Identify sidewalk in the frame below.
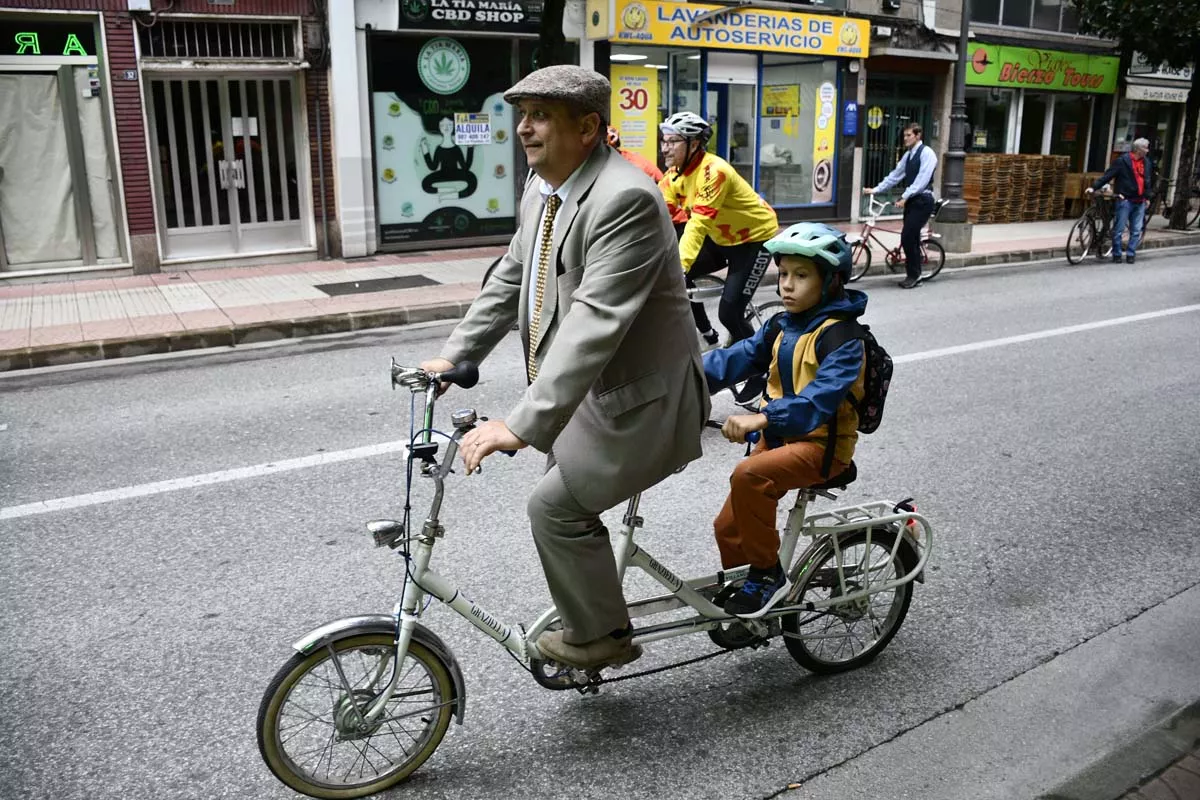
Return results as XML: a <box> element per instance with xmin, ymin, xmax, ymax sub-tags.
<box><xmin>1</xmin><ymin>219</ymin><xmax>1197</xmax><ymax>372</ymax></box>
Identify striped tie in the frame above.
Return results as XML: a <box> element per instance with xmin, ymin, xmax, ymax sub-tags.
<box><xmin>527</xmin><ymin>194</ymin><xmax>561</xmax><ymax>381</ymax></box>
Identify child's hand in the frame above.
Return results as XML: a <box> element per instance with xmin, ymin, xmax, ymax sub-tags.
<box><xmin>721</xmin><ymin>413</ymin><xmax>768</xmax><ymax>443</ymax></box>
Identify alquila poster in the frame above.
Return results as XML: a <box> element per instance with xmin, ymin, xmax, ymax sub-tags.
<box><xmin>371</xmin><ymin>35</ymin><xmax>517</xmax><ymax>245</ymax></box>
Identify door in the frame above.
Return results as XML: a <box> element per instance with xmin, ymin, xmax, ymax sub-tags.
<box><xmin>146</xmin><ymin>75</ymin><xmax>308</xmax><ymax>261</ymax></box>
<box><xmin>862</xmin><ymin>76</ymin><xmax>933</xmax><ymax>207</ymax></box>
<box><xmin>0</xmin><ymin>69</ymin><xmax>121</xmax><ymax>270</ymax></box>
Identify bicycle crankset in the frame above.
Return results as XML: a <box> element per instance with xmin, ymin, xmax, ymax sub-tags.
<box><xmin>707</xmin><ymin>581</ymin><xmax>778</xmax><ymax>650</ymax></box>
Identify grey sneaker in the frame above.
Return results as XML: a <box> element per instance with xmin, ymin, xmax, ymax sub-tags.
<box><xmin>536</xmin><ymin>629</ymin><xmax>642</xmax><ymax>669</ymax></box>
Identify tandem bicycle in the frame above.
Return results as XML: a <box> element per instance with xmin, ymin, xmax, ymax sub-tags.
<box><xmin>256</xmin><ymin>360</ymin><xmax>933</xmax><ymax>798</ymax></box>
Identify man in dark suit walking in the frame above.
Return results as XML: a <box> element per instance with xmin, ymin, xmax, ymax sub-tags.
<box><xmin>1088</xmin><ymin>138</ymin><xmax>1154</xmax><ymax>264</ymax></box>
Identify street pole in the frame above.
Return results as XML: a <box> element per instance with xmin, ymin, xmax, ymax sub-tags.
<box><xmin>938</xmin><ymin>0</ymin><xmax>973</xmax><ymax>250</ymax></box>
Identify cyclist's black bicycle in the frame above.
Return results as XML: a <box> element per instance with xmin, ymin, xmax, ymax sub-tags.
<box><xmin>1065</xmin><ymin>192</ymin><xmax>1116</xmax><ymax>265</ymax></box>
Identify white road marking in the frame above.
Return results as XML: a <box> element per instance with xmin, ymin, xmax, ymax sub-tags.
<box><xmin>891</xmin><ymin>303</ymin><xmax>1200</xmax><ymax>364</ymax></box>
<box><xmin>1</xmin><ymin>441</ymin><xmax>409</xmax><ymax>521</ymax></box>
<box><xmin>4</xmin><ymin>302</ymin><xmax>1199</xmax><ymax>521</ymax></box>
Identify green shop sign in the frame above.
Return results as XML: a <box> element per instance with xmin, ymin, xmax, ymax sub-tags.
<box><xmin>967</xmin><ymin>43</ymin><xmax>1119</xmax><ymax>94</ymax></box>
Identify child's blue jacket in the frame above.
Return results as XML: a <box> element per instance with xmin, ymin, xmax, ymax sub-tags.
<box><xmin>703</xmin><ymin>290</ymin><xmax>868</xmax><ymax>444</ymax></box>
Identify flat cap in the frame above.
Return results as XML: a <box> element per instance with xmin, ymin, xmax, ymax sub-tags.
<box><xmin>504</xmin><ymin>65</ymin><xmax>610</xmax><ymax>121</ymax></box>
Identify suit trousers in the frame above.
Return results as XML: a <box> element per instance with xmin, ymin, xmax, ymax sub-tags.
<box><xmin>901</xmin><ymin>193</ymin><xmax>935</xmax><ymax>281</ymax></box>
<box><xmin>713</xmin><ymin>440</ymin><xmax>847</xmax><ymax>570</ymax></box>
<box><xmin>528</xmin><ymin>464</ymin><xmax>628</xmax><ymax>644</ymax></box>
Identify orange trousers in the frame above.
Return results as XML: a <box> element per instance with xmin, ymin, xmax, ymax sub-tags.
<box><xmin>713</xmin><ymin>439</ymin><xmax>848</xmax><ymax>570</ymax></box>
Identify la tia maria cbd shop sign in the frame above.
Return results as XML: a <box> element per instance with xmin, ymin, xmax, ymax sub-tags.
<box><xmin>967</xmin><ymin>43</ymin><xmax>1119</xmax><ymax>94</ymax></box>
<box><xmin>399</xmin><ymin>0</ymin><xmax>542</xmax><ymax>33</ymax></box>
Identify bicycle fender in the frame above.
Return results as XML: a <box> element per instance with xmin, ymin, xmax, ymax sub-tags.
<box><xmin>291</xmin><ymin>615</ymin><xmax>466</xmax><ymax>725</ymax></box>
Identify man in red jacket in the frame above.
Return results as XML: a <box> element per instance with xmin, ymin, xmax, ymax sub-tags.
<box><xmin>1087</xmin><ymin>138</ymin><xmax>1154</xmax><ymax>264</ymax></box>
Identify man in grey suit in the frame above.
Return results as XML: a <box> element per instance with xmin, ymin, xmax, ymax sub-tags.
<box><xmin>421</xmin><ymin>65</ymin><xmax>709</xmax><ymax>670</ymax></box>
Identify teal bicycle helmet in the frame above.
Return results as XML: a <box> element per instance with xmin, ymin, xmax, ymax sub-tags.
<box><xmin>763</xmin><ymin>222</ymin><xmax>853</xmax><ymax>282</ymax></box>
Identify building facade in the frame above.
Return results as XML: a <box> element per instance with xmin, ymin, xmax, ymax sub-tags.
<box><xmin>0</xmin><ymin>1</ymin><xmax>332</xmax><ymax>279</ymax></box>
<box><xmin>585</xmin><ymin>0</ymin><xmax>873</xmax><ymax>223</ymax></box>
<box><xmin>329</xmin><ymin>0</ymin><xmax>545</xmax><ymax>257</ymax></box>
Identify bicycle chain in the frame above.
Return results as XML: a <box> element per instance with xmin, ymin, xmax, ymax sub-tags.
<box><xmin>579</xmin><ymin>641</ymin><xmax>770</xmax><ymax>690</ymax></box>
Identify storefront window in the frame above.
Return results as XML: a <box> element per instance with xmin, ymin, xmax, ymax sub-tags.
<box><xmin>1019</xmin><ymin>94</ymin><xmax>1050</xmax><ymax>153</ymax></box>
<box><xmin>1115</xmin><ymin>98</ymin><xmax>1179</xmax><ymax>175</ymax></box>
<box><xmin>965</xmin><ymin>89</ymin><xmax>1011</xmax><ymax>153</ymax></box>
<box><xmin>1050</xmin><ymin>96</ymin><xmax>1090</xmax><ymax>171</ymax></box>
<box><xmin>368</xmin><ymin>34</ymin><xmax>518</xmax><ymax>247</ymax></box>
<box><xmin>669</xmin><ymin>51</ymin><xmax>701</xmax><ymax>115</ymax></box>
<box><xmin>759</xmin><ymin>56</ymin><xmax>838</xmax><ymax>207</ymax></box>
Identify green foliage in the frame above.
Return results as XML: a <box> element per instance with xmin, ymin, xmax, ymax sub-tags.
<box><xmin>1074</xmin><ymin>0</ymin><xmax>1200</xmax><ymax>230</ymax></box>
<box><xmin>1073</xmin><ymin>0</ymin><xmax>1200</xmax><ymax>67</ymax></box>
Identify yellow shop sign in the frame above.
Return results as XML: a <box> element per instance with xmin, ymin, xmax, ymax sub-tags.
<box><xmin>588</xmin><ymin>0</ymin><xmax>869</xmax><ymax>58</ymax></box>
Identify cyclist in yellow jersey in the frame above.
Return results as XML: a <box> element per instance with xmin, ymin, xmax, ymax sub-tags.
<box><xmin>659</xmin><ymin>111</ymin><xmax>778</xmax><ymax>345</ymax></box>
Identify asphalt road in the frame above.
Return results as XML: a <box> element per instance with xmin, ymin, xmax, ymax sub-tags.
<box><xmin>2</xmin><ymin>251</ymin><xmax>1199</xmax><ymax>800</ymax></box>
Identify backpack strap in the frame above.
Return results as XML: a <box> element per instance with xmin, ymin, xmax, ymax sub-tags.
<box><xmin>814</xmin><ymin>318</ymin><xmax>867</xmax><ymax>477</ymax></box>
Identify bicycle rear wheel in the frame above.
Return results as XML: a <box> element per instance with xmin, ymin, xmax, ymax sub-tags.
<box><xmin>1065</xmin><ymin>218</ymin><xmax>1094</xmax><ymax>265</ymax></box>
<box><xmin>848</xmin><ymin>240</ymin><xmax>872</xmax><ymax>282</ymax></box>
<box><xmin>781</xmin><ymin>528</ymin><xmax>915</xmax><ymax>674</ymax></box>
<box><xmin>919</xmin><ymin>240</ymin><xmax>945</xmax><ymax>281</ymax></box>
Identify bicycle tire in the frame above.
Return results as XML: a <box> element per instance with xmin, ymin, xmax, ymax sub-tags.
<box><xmin>257</xmin><ymin>633</ymin><xmax>455</xmax><ymax>799</ymax></box>
<box><xmin>1065</xmin><ymin>218</ymin><xmax>1094</xmax><ymax>265</ymax></box>
<box><xmin>848</xmin><ymin>240</ymin><xmax>872</xmax><ymax>282</ymax></box>
<box><xmin>919</xmin><ymin>239</ymin><xmax>945</xmax><ymax>281</ymax></box>
<box><xmin>1188</xmin><ymin>191</ymin><xmax>1200</xmax><ymax>228</ymax></box>
<box><xmin>747</xmin><ymin>300</ymin><xmax>785</xmax><ymax>331</ymax></box>
<box><xmin>780</xmin><ymin>527</ymin><xmax>916</xmax><ymax>674</ymax></box>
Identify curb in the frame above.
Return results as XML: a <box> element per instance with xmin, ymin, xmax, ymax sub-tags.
<box><xmin>941</xmin><ymin>232</ymin><xmax>1200</xmax><ymax>270</ymax></box>
<box><xmin>0</xmin><ymin>302</ymin><xmax>470</xmax><ymax>372</ymax></box>
<box><xmin>1038</xmin><ymin>699</ymin><xmax>1200</xmax><ymax>800</ymax></box>
<box><xmin>2</xmin><ymin>235</ymin><xmax>1197</xmax><ymax>373</ymax></box>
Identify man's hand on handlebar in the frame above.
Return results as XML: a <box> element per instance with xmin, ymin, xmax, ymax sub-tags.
<box><xmin>460</xmin><ymin>420</ymin><xmax>527</xmax><ymax>473</ymax></box>
<box><xmin>721</xmin><ymin>413</ymin><xmax>768</xmax><ymax>444</ymax></box>
<box><xmin>419</xmin><ymin>357</ymin><xmax>456</xmax><ymax>395</ymax></box>
<box><xmin>863</xmin><ymin>187</ymin><xmax>876</xmax><ymax>195</ymax></box>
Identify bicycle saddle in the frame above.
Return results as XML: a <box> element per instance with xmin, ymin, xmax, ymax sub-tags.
<box><xmin>807</xmin><ymin>461</ymin><xmax>857</xmax><ymax>491</ymax></box>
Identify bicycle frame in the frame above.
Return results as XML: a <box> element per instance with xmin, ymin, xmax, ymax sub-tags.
<box><xmin>850</xmin><ymin>195</ymin><xmax>940</xmax><ymax>262</ymax></box>
<box><xmin>352</xmin><ymin>364</ymin><xmax>933</xmax><ymax>724</ymax></box>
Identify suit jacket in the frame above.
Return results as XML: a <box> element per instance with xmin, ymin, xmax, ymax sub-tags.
<box><xmin>440</xmin><ymin>144</ymin><xmax>710</xmax><ymax>512</ymax></box>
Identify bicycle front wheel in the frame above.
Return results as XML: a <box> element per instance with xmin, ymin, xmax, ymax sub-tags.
<box><xmin>919</xmin><ymin>240</ymin><xmax>945</xmax><ymax>281</ymax></box>
<box><xmin>848</xmin><ymin>240</ymin><xmax>872</xmax><ymax>282</ymax></box>
<box><xmin>257</xmin><ymin>633</ymin><xmax>455</xmax><ymax>799</ymax></box>
<box><xmin>1065</xmin><ymin>218</ymin><xmax>1094</xmax><ymax>265</ymax></box>
<box><xmin>780</xmin><ymin>528</ymin><xmax>915</xmax><ymax>674</ymax></box>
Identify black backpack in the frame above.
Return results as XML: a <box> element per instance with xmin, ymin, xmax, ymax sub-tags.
<box><xmin>760</xmin><ymin>312</ymin><xmax>893</xmax><ymax>474</ymax></box>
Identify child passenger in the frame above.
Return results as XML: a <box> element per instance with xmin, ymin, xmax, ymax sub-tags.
<box><xmin>703</xmin><ymin>222</ymin><xmax>868</xmax><ymax>617</ymax></box>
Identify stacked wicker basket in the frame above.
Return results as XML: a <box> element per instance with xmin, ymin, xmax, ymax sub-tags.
<box><xmin>964</xmin><ymin>154</ymin><xmax>1070</xmax><ymax>223</ymax></box>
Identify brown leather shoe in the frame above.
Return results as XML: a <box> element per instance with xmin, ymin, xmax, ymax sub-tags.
<box><xmin>536</xmin><ymin>629</ymin><xmax>643</xmax><ymax>670</ymax></box>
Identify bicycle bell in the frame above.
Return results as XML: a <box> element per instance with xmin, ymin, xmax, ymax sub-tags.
<box><xmin>450</xmin><ymin>408</ymin><xmax>477</xmax><ymax>430</ymax></box>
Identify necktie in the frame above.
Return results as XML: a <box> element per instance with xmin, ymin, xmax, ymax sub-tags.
<box><xmin>527</xmin><ymin>194</ymin><xmax>561</xmax><ymax>381</ymax></box>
